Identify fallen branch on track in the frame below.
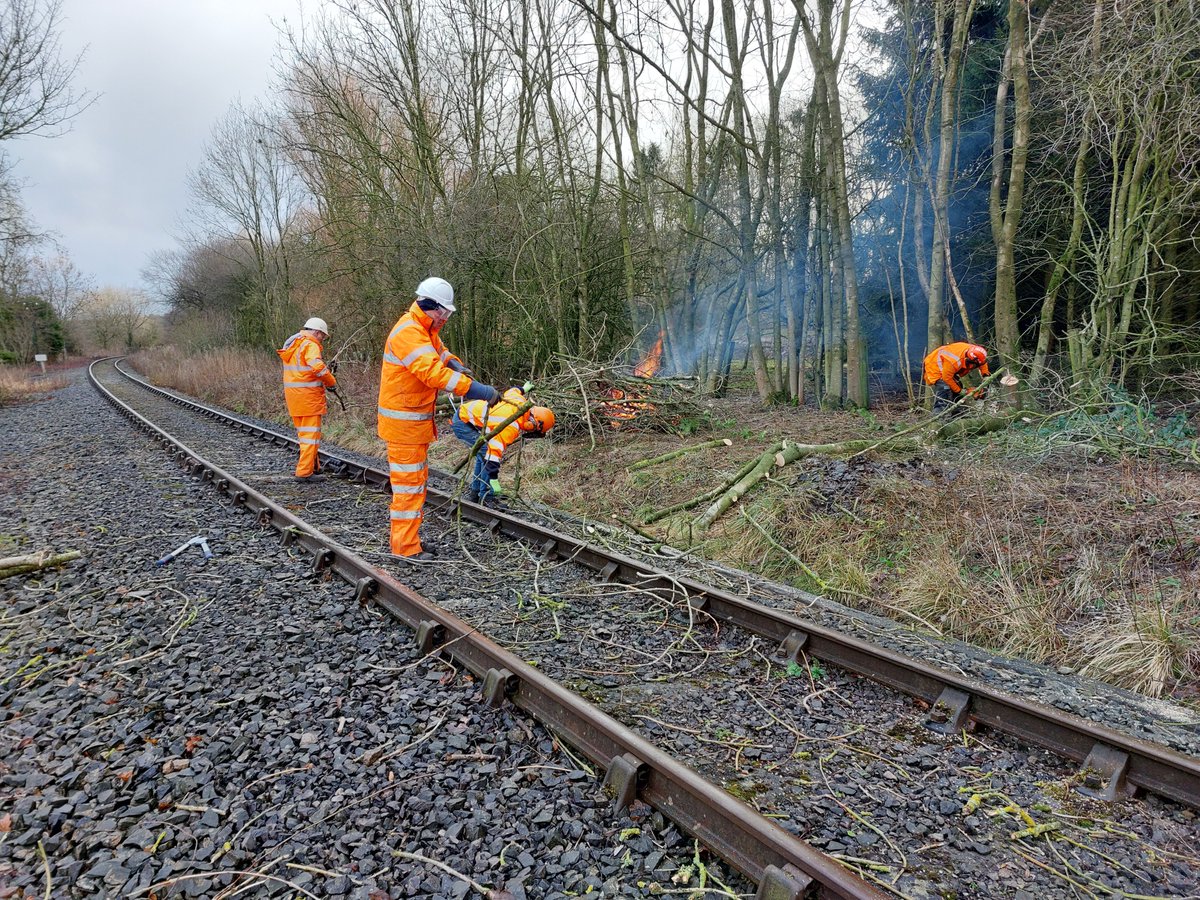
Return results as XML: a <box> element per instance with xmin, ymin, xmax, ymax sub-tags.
<box><xmin>0</xmin><ymin>550</ymin><xmax>82</xmax><ymax>580</ymax></box>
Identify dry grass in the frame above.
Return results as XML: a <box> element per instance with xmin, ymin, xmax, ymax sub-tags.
<box><xmin>1077</xmin><ymin>597</ymin><xmax>1198</xmax><ymax>697</ymax></box>
<box><xmin>512</xmin><ymin>388</ymin><xmax>1200</xmax><ymax>702</ymax></box>
<box><xmin>0</xmin><ymin>367</ymin><xmax>70</xmax><ymax>406</ymax></box>
<box><xmin>129</xmin><ymin>346</ymin><xmax>385</xmax><ymax>456</ymax></box>
<box><xmin>130</xmin><ymin>351</ymin><xmax>1200</xmax><ymax>702</ymax></box>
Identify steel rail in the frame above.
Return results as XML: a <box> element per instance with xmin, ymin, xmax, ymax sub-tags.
<box><xmin>108</xmin><ymin>359</ymin><xmax>1200</xmax><ymax>810</ymax></box>
<box><xmin>90</xmin><ymin>359</ymin><xmax>883</xmax><ymax>899</ymax></box>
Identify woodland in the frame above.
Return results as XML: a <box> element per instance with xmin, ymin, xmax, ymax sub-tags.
<box><xmin>131</xmin><ymin>0</ymin><xmax>1200</xmax><ymax>410</ymax></box>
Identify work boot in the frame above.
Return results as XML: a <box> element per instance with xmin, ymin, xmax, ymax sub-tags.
<box><xmin>464</xmin><ymin>492</ymin><xmax>480</xmax><ymax>504</ymax></box>
<box><xmin>294</xmin><ymin>473</ymin><xmax>327</xmax><ymax>483</ymax></box>
<box><xmin>394</xmin><ymin>550</ymin><xmax>437</xmax><ymax>563</ymax></box>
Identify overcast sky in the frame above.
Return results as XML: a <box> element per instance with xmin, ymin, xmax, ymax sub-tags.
<box><xmin>8</xmin><ymin>0</ymin><xmax>305</xmax><ymax>294</ymax></box>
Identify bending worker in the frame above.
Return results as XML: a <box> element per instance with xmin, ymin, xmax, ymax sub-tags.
<box><xmin>377</xmin><ymin>277</ymin><xmax>501</xmax><ymax>560</ymax></box>
<box><xmin>278</xmin><ymin>317</ymin><xmax>337</xmax><ymax>481</ymax></box>
<box><xmin>453</xmin><ymin>386</ymin><xmax>555</xmax><ymax>506</ymax></box>
<box><xmin>923</xmin><ymin>341</ymin><xmax>989</xmax><ymax>410</ymax></box>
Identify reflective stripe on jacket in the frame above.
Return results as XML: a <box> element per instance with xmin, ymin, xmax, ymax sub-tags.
<box><xmin>377</xmin><ymin>302</ymin><xmax>473</xmax><ymax>444</ymax></box>
<box><xmin>922</xmin><ymin>342</ymin><xmax>989</xmax><ymax>394</ymax></box>
<box><xmin>278</xmin><ymin>332</ymin><xmax>336</xmax><ymax>417</ymax></box>
<box><xmin>458</xmin><ymin>388</ymin><xmax>534</xmax><ymax>463</ymax></box>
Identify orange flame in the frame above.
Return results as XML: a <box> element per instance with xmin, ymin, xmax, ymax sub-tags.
<box><xmin>633</xmin><ymin>332</ymin><xmax>664</xmax><ymax>378</ymax></box>
<box><xmin>599</xmin><ymin>384</ymin><xmax>655</xmax><ymax>429</ymax></box>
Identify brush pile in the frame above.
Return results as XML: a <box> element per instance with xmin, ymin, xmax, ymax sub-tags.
<box><xmin>525</xmin><ymin>355</ymin><xmax>705</xmax><ymax>438</ymax></box>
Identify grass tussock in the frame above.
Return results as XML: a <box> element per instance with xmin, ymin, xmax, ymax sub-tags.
<box><xmin>0</xmin><ymin>367</ymin><xmax>70</xmax><ymax>406</ymax></box>
<box><xmin>1076</xmin><ymin>597</ymin><xmax>1198</xmax><ymax>697</ymax></box>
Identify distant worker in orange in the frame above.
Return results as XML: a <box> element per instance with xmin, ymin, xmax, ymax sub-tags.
<box><xmin>923</xmin><ymin>341</ymin><xmax>989</xmax><ymax>410</ymax></box>
<box><xmin>278</xmin><ymin>317</ymin><xmax>337</xmax><ymax>482</ymax></box>
<box><xmin>378</xmin><ymin>277</ymin><xmax>501</xmax><ymax>560</ymax></box>
<box><xmin>453</xmin><ymin>386</ymin><xmax>555</xmax><ymax>507</ymax></box>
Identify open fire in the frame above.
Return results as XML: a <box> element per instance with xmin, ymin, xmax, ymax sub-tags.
<box><xmin>600</xmin><ymin>331</ymin><xmax>663</xmax><ymax>428</ymax></box>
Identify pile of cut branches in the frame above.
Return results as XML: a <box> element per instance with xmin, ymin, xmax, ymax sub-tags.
<box><xmin>526</xmin><ymin>355</ymin><xmax>706</xmax><ymax>444</ymax></box>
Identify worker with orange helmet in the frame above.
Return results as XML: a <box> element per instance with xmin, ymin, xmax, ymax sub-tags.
<box><xmin>452</xmin><ymin>386</ymin><xmax>555</xmax><ymax>506</ymax></box>
<box><xmin>378</xmin><ymin>277</ymin><xmax>502</xmax><ymax>560</ymax></box>
<box><xmin>923</xmin><ymin>341</ymin><xmax>990</xmax><ymax>410</ymax></box>
<box><xmin>278</xmin><ymin>317</ymin><xmax>337</xmax><ymax>481</ymax></box>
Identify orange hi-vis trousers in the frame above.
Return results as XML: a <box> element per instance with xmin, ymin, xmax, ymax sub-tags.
<box><xmin>386</xmin><ymin>442</ymin><xmax>429</xmax><ymax>556</ymax></box>
<box><xmin>292</xmin><ymin>414</ymin><xmax>324</xmax><ymax>477</ymax></box>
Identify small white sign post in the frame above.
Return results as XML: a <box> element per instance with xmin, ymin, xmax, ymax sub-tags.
<box><xmin>34</xmin><ymin>353</ymin><xmax>47</xmax><ymax>374</ymax></box>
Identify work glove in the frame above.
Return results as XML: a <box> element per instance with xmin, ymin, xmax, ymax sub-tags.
<box><xmin>447</xmin><ymin>358</ymin><xmax>475</xmax><ymax>376</ymax></box>
<box><xmin>973</xmin><ymin>387</ymin><xmax>987</xmax><ymax>400</ymax></box>
<box><xmin>463</xmin><ymin>381</ymin><xmax>501</xmax><ymax>404</ymax></box>
<box><xmin>489</xmin><ymin>479</ymin><xmax>504</xmax><ymax>496</ymax></box>
<box><xmin>327</xmin><ymin>382</ymin><xmax>338</xmax><ymax>393</ymax></box>
<box><xmin>522</xmin><ymin>380</ymin><xmax>533</xmax><ymax>393</ymax></box>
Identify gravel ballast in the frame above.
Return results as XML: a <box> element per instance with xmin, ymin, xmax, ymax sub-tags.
<box><xmin>80</xmin><ymin>361</ymin><xmax>1200</xmax><ymax>897</ymax></box>
<box><xmin>0</xmin><ymin>370</ymin><xmax>751</xmax><ymax>899</ymax></box>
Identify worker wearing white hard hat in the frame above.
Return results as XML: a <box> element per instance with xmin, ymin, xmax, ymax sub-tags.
<box><xmin>277</xmin><ymin>316</ymin><xmax>338</xmax><ymax>481</ymax></box>
<box><xmin>377</xmin><ymin>276</ymin><xmax>500</xmax><ymax>560</ymax></box>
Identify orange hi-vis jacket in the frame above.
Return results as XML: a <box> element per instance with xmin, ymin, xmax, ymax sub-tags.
<box><xmin>458</xmin><ymin>388</ymin><xmax>536</xmax><ymax>463</ymax></box>
<box><xmin>377</xmin><ymin>302</ymin><xmax>475</xmax><ymax>444</ymax></box>
<box><xmin>923</xmin><ymin>342</ymin><xmax>989</xmax><ymax>394</ymax></box>
<box><xmin>278</xmin><ymin>332</ymin><xmax>336</xmax><ymax>416</ymax></box>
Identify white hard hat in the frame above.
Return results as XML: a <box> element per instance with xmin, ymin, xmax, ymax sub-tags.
<box><xmin>304</xmin><ymin>317</ymin><xmax>329</xmax><ymax>335</ymax></box>
<box><xmin>415</xmin><ymin>276</ymin><xmax>455</xmax><ymax>312</ymax></box>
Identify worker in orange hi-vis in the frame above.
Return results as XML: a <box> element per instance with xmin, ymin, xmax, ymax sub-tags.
<box><xmin>277</xmin><ymin>317</ymin><xmax>338</xmax><ymax>481</ymax></box>
<box><xmin>452</xmin><ymin>386</ymin><xmax>555</xmax><ymax>508</ymax></box>
<box><xmin>377</xmin><ymin>277</ymin><xmax>502</xmax><ymax>561</ymax></box>
<box><xmin>923</xmin><ymin>341</ymin><xmax>990</xmax><ymax>411</ymax></box>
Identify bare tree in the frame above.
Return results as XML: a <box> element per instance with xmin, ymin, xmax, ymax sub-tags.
<box><xmin>30</xmin><ymin>249</ymin><xmax>92</xmax><ymax>321</ymax></box>
<box><xmin>0</xmin><ymin>0</ymin><xmax>93</xmax><ymax>141</ymax></box>
<box><xmin>77</xmin><ymin>287</ymin><xmax>157</xmax><ymax>352</ymax></box>
<box><xmin>187</xmin><ymin>101</ymin><xmax>306</xmax><ymax>346</ymax></box>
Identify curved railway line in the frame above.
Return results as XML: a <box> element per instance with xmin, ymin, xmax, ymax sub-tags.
<box><xmin>86</xmin><ymin>357</ymin><xmax>1200</xmax><ymax>898</ymax></box>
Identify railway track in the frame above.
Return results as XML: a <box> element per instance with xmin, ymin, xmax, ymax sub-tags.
<box><xmin>89</xmin><ymin>358</ymin><xmax>1200</xmax><ymax>897</ymax></box>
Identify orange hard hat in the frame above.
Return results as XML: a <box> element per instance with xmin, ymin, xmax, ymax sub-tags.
<box><xmin>965</xmin><ymin>345</ymin><xmax>987</xmax><ymax>366</ymax></box>
<box><xmin>529</xmin><ymin>406</ymin><xmax>555</xmax><ymax>434</ymax></box>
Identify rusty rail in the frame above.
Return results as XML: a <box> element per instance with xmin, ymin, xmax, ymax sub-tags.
<box><xmin>92</xmin><ymin>359</ymin><xmax>882</xmax><ymax>898</ymax></box>
<box><xmin>107</xmin><ymin>359</ymin><xmax>1200</xmax><ymax>810</ymax></box>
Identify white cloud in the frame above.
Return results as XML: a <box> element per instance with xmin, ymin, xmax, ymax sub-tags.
<box><xmin>7</xmin><ymin>0</ymin><xmax>305</xmax><ymax>290</ymax></box>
